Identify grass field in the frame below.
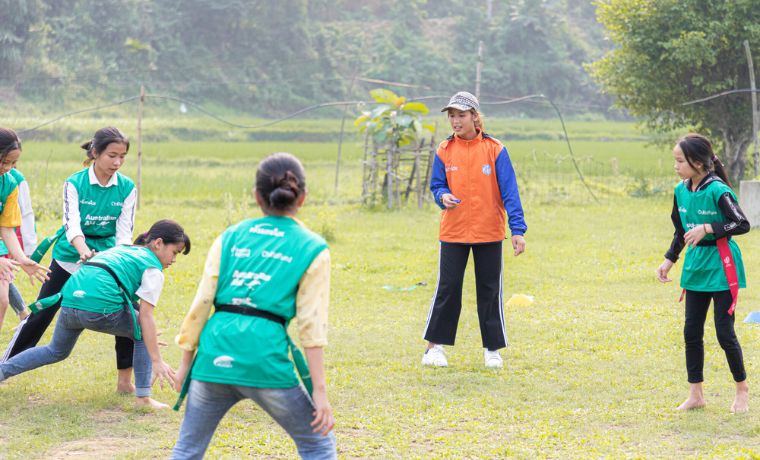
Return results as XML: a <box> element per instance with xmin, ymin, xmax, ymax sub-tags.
<box><xmin>1</xmin><ymin>118</ymin><xmax>759</xmax><ymax>458</ymax></box>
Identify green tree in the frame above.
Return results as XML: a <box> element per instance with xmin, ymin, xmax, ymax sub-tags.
<box><xmin>589</xmin><ymin>0</ymin><xmax>760</xmax><ymax>182</ymax></box>
<box><xmin>0</xmin><ymin>0</ymin><xmax>43</xmax><ymax>80</ymax></box>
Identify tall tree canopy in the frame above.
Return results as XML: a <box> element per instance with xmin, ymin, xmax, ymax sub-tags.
<box><xmin>590</xmin><ymin>0</ymin><xmax>760</xmax><ymax>182</ymax></box>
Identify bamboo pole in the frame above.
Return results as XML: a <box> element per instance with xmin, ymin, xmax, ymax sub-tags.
<box><xmin>744</xmin><ymin>40</ymin><xmax>759</xmax><ymax>177</ymax></box>
<box><xmin>136</xmin><ymin>85</ymin><xmax>145</xmax><ymax>210</ymax></box>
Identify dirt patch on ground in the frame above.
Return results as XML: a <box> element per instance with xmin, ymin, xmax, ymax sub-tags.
<box><xmin>91</xmin><ymin>408</ymin><xmax>127</xmax><ymax>425</ymax></box>
<box><xmin>43</xmin><ymin>436</ymin><xmax>133</xmax><ymax>459</ymax></box>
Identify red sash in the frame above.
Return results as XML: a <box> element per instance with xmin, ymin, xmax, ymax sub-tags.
<box><xmin>716</xmin><ymin>237</ymin><xmax>739</xmax><ymax>315</ymax></box>
<box><xmin>678</xmin><ymin>237</ymin><xmax>739</xmax><ymax>315</ymax></box>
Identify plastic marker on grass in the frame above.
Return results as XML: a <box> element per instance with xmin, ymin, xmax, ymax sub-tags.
<box><xmin>743</xmin><ymin>311</ymin><xmax>760</xmax><ymax>324</ymax></box>
<box><xmin>506</xmin><ymin>294</ymin><xmax>534</xmax><ymax>308</ymax></box>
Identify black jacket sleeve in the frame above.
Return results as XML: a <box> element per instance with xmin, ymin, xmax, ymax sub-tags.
<box><xmin>665</xmin><ymin>195</ymin><xmax>686</xmax><ymax>263</ymax></box>
<box><xmin>712</xmin><ymin>192</ymin><xmax>751</xmax><ymax>239</ymax></box>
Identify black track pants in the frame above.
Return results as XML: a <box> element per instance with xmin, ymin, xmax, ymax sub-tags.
<box><xmin>3</xmin><ymin>260</ymin><xmax>134</xmax><ymax>369</ymax></box>
<box><xmin>684</xmin><ymin>289</ymin><xmax>746</xmax><ymax>383</ymax></box>
<box><xmin>423</xmin><ymin>241</ymin><xmax>507</xmax><ymax>350</ymax></box>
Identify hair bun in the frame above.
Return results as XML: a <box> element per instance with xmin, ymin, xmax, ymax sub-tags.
<box><xmin>278</xmin><ymin>171</ymin><xmax>299</xmax><ymax>192</ymax></box>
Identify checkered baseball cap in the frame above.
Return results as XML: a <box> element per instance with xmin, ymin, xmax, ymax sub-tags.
<box><xmin>441</xmin><ymin>91</ymin><xmax>480</xmax><ymax>112</ymax></box>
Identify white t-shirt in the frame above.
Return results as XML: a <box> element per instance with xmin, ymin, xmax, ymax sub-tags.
<box><xmin>136</xmin><ymin>268</ymin><xmax>164</xmax><ymax>306</ymax></box>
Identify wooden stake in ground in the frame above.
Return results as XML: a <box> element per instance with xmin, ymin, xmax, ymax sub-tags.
<box><xmin>744</xmin><ymin>40</ymin><xmax>759</xmax><ymax>177</ymax></box>
<box><xmin>136</xmin><ymin>84</ymin><xmax>145</xmax><ymax>210</ymax></box>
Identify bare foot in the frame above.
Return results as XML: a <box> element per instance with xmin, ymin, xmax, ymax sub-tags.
<box><xmin>677</xmin><ymin>397</ymin><xmax>705</xmax><ymax>411</ymax></box>
<box><xmin>135</xmin><ymin>397</ymin><xmax>169</xmax><ymax>410</ymax></box>
<box><xmin>117</xmin><ymin>382</ymin><xmax>136</xmax><ymax>394</ymax></box>
<box><xmin>731</xmin><ymin>387</ymin><xmax>749</xmax><ymax>414</ymax></box>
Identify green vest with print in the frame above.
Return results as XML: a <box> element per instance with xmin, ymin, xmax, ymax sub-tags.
<box><xmin>191</xmin><ymin>216</ymin><xmax>328</xmax><ymax>388</ymax></box>
<box><xmin>0</xmin><ymin>169</ymin><xmax>22</xmax><ymax>256</ymax></box>
<box><xmin>60</xmin><ymin>245</ymin><xmax>163</xmax><ymax>314</ymax></box>
<box><xmin>52</xmin><ymin>169</ymin><xmax>134</xmax><ymax>263</ymax></box>
<box><xmin>675</xmin><ymin>179</ymin><xmax>746</xmax><ymax>291</ymax></box>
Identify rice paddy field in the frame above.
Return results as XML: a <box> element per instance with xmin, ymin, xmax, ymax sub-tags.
<box><xmin>0</xmin><ymin>116</ymin><xmax>759</xmax><ymax>458</ymax></box>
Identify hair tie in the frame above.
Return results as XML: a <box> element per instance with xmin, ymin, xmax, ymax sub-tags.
<box><xmin>142</xmin><ymin>231</ymin><xmax>149</xmax><ymax>239</ymax></box>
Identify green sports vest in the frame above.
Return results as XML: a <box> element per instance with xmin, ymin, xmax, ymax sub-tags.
<box><xmin>52</xmin><ymin>168</ymin><xmax>135</xmax><ymax>263</ymax></box>
<box><xmin>675</xmin><ymin>178</ymin><xmax>746</xmax><ymax>291</ymax></box>
<box><xmin>191</xmin><ymin>216</ymin><xmax>328</xmax><ymax>388</ymax></box>
<box><xmin>0</xmin><ymin>169</ymin><xmax>22</xmax><ymax>256</ymax></box>
<box><xmin>60</xmin><ymin>245</ymin><xmax>163</xmax><ymax>314</ymax></box>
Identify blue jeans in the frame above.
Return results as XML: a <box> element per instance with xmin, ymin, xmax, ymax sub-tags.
<box><xmin>172</xmin><ymin>380</ymin><xmax>336</xmax><ymax>460</ymax></box>
<box><xmin>0</xmin><ymin>307</ymin><xmax>152</xmax><ymax>397</ymax></box>
<box><xmin>8</xmin><ymin>283</ymin><xmax>25</xmax><ymax>316</ymax></box>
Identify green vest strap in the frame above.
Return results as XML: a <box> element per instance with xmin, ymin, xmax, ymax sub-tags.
<box><xmin>29</xmin><ymin>293</ymin><xmax>62</xmax><ymax>313</ymax></box>
<box><xmin>30</xmin><ymin>226</ymin><xmax>65</xmax><ymax>263</ymax></box>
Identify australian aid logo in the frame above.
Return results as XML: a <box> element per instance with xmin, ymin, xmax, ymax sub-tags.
<box><xmin>249</xmin><ymin>223</ymin><xmax>285</xmax><ymax>238</ymax></box>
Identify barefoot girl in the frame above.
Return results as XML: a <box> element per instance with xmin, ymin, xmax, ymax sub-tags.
<box><xmin>656</xmin><ymin>133</ymin><xmax>750</xmax><ymax>413</ymax></box>
<box><xmin>3</xmin><ymin>127</ymin><xmax>138</xmax><ymax>392</ymax></box>
<box><xmin>0</xmin><ymin>220</ymin><xmax>190</xmax><ymax>408</ymax></box>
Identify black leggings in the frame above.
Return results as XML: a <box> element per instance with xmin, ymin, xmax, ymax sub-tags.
<box><xmin>3</xmin><ymin>260</ymin><xmax>134</xmax><ymax>369</ymax></box>
<box><xmin>684</xmin><ymin>290</ymin><xmax>746</xmax><ymax>383</ymax></box>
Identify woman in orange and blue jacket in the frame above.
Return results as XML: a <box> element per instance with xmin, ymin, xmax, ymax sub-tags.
<box><xmin>422</xmin><ymin>91</ymin><xmax>526</xmax><ymax>369</ymax></box>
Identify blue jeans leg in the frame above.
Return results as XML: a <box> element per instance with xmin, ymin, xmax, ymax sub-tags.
<box><xmin>0</xmin><ymin>307</ymin><xmax>83</xmax><ymax>380</ymax></box>
<box><xmin>132</xmin><ymin>339</ymin><xmax>152</xmax><ymax>397</ymax></box>
<box><xmin>246</xmin><ymin>386</ymin><xmax>337</xmax><ymax>460</ymax></box>
<box><xmin>171</xmin><ymin>380</ymin><xmax>240</xmax><ymax>460</ymax></box>
<box><xmin>7</xmin><ymin>283</ymin><xmax>25</xmax><ymax>316</ymax></box>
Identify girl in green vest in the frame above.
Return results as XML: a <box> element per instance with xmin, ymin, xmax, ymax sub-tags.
<box><xmin>0</xmin><ymin>165</ymin><xmax>41</xmax><ymax>327</ymax></box>
<box><xmin>172</xmin><ymin>153</ymin><xmax>336</xmax><ymax>459</ymax></box>
<box><xmin>0</xmin><ymin>128</ymin><xmax>49</xmax><ymax>332</ymax></box>
<box><xmin>656</xmin><ymin>133</ymin><xmax>750</xmax><ymax>413</ymax></box>
<box><xmin>0</xmin><ymin>219</ymin><xmax>190</xmax><ymax>409</ymax></box>
<box><xmin>3</xmin><ymin>127</ymin><xmax>139</xmax><ymax>393</ymax></box>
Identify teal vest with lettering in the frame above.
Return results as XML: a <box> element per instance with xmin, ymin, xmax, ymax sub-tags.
<box><xmin>60</xmin><ymin>245</ymin><xmax>163</xmax><ymax>314</ymax></box>
<box><xmin>191</xmin><ymin>216</ymin><xmax>328</xmax><ymax>388</ymax></box>
<box><xmin>0</xmin><ymin>169</ymin><xmax>22</xmax><ymax>256</ymax></box>
<box><xmin>674</xmin><ymin>179</ymin><xmax>746</xmax><ymax>291</ymax></box>
<box><xmin>52</xmin><ymin>169</ymin><xmax>134</xmax><ymax>263</ymax></box>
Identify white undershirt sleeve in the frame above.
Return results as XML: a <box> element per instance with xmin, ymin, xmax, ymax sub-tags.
<box><xmin>17</xmin><ymin>181</ymin><xmax>37</xmax><ymax>256</ymax></box>
<box><xmin>63</xmin><ymin>182</ymin><xmax>84</xmax><ymax>243</ymax></box>
<box><xmin>115</xmin><ymin>188</ymin><xmax>136</xmax><ymax>245</ymax></box>
<box><xmin>136</xmin><ymin>268</ymin><xmax>164</xmax><ymax>306</ymax></box>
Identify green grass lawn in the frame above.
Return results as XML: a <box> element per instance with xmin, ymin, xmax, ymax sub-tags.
<box><xmin>0</xmin><ymin>121</ymin><xmax>759</xmax><ymax>458</ymax></box>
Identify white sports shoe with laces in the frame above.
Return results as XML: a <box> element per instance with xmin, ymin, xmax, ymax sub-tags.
<box><xmin>421</xmin><ymin>344</ymin><xmax>448</xmax><ymax>367</ymax></box>
<box><xmin>484</xmin><ymin>349</ymin><xmax>503</xmax><ymax>369</ymax></box>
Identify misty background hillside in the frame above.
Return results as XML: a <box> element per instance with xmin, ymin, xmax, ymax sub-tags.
<box><xmin>2</xmin><ymin>0</ymin><xmax>615</xmax><ymax>117</ymax></box>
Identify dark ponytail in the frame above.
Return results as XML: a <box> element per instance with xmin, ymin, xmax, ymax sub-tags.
<box><xmin>82</xmin><ymin>127</ymin><xmax>129</xmax><ymax>167</ymax></box>
<box><xmin>134</xmin><ymin>219</ymin><xmax>191</xmax><ymax>254</ymax></box>
<box><xmin>0</xmin><ymin>127</ymin><xmax>21</xmax><ymax>158</ymax></box>
<box><xmin>677</xmin><ymin>133</ymin><xmax>731</xmax><ymax>186</ymax></box>
<box><xmin>255</xmin><ymin>152</ymin><xmax>306</xmax><ymax>212</ymax></box>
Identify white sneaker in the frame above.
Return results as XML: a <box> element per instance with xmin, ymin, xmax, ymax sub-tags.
<box><xmin>422</xmin><ymin>345</ymin><xmax>448</xmax><ymax>367</ymax></box>
<box><xmin>484</xmin><ymin>349</ymin><xmax>503</xmax><ymax>369</ymax></box>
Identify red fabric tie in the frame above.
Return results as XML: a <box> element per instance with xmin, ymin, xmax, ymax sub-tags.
<box><xmin>716</xmin><ymin>237</ymin><xmax>739</xmax><ymax>315</ymax></box>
